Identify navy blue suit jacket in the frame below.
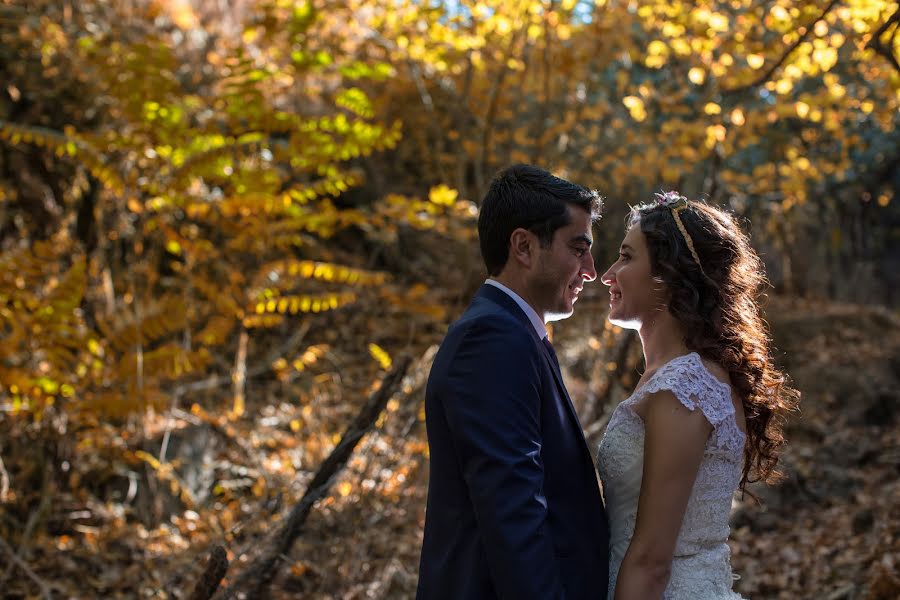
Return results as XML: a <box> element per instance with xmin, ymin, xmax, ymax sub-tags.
<box><xmin>417</xmin><ymin>284</ymin><xmax>609</xmax><ymax>599</ymax></box>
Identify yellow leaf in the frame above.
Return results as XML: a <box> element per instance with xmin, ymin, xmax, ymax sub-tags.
<box><xmin>368</xmin><ymin>343</ymin><xmax>392</xmax><ymax>370</ymax></box>
<box><xmin>747</xmin><ymin>54</ymin><xmax>765</xmax><ymax>69</ymax></box>
<box><xmin>428</xmin><ymin>184</ymin><xmax>458</xmax><ymax>206</ymax></box>
<box><xmin>704</xmin><ymin>102</ymin><xmax>721</xmax><ymax>115</ymax></box>
<box><xmin>688</xmin><ymin>68</ymin><xmax>706</xmax><ymax>85</ymax></box>
<box><xmin>648</xmin><ymin>40</ymin><xmax>669</xmax><ymax>57</ymax></box>
<box><xmin>708</xmin><ymin>13</ymin><xmax>729</xmax><ymax>32</ymax></box>
<box><xmin>622</xmin><ymin>96</ymin><xmax>646</xmax><ymax>122</ymax></box>
<box><xmin>135</xmin><ymin>450</ymin><xmax>161</xmax><ymax>470</ymax></box>
<box><xmin>252</xmin><ymin>477</ymin><xmax>266</xmax><ymax>497</ymax></box>
<box><xmin>775</xmin><ymin>79</ymin><xmax>793</xmax><ymax>95</ymax></box>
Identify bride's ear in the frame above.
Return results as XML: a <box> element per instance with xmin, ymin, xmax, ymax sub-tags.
<box><xmin>509</xmin><ymin>228</ymin><xmax>535</xmax><ymax>268</ymax></box>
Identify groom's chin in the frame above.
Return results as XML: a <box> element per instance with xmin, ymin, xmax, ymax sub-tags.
<box><xmin>546</xmin><ymin>307</ymin><xmax>576</xmax><ymax>322</ymax></box>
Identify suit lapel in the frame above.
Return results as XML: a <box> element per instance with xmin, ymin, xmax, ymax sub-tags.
<box><xmin>540</xmin><ymin>343</ymin><xmax>595</xmax><ymax>458</ymax></box>
<box><xmin>476</xmin><ymin>284</ymin><xmax>594</xmax><ymax>458</ymax></box>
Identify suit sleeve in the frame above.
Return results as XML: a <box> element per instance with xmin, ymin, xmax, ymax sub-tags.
<box><xmin>440</xmin><ymin>319</ymin><xmax>566</xmax><ymax>600</ymax></box>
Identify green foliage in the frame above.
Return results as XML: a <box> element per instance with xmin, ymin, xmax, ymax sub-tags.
<box><xmin>1</xmin><ymin>0</ymin><xmax>897</xmax><ymax>597</ymax></box>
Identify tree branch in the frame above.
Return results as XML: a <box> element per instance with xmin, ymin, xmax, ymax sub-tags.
<box><xmin>213</xmin><ymin>356</ymin><xmax>412</xmax><ymax>600</ymax></box>
<box><xmin>188</xmin><ymin>545</ymin><xmax>229</xmax><ymax>600</ymax></box>
<box><xmin>170</xmin><ymin>320</ymin><xmax>311</xmax><ymax>398</ymax></box>
<box><xmin>722</xmin><ymin>0</ymin><xmax>841</xmax><ymax>96</ymax></box>
<box><xmin>582</xmin><ymin>329</ymin><xmax>637</xmax><ymax>431</ymax></box>
<box><xmin>0</xmin><ymin>453</ymin><xmax>8</xmax><ymax>503</ymax></box>
<box><xmin>866</xmin><ymin>7</ymin><xmax>900</xmax><ymax>75</ymax></box>
<box><xmin>0</xmin><ymin>536</ymin><xmax>52</xmax><ymax>600</ymax></box>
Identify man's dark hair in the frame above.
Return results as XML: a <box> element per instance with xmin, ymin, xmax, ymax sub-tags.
<box><xmin>477</xmin><ymin>164</ymin><xmax>603</xmax><ymax>276</ymax></box>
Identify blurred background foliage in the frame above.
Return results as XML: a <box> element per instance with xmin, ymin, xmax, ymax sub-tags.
<box><xmin>0</xmin><ymin>0</ymin><xmax>898</xmax><ymax>598</ymax></box>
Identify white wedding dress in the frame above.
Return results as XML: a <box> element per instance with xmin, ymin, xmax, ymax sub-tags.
<box><xmin>597</xmin><ymin>353</ymin><xmax>746</xmax><ymax>599</ymax></box>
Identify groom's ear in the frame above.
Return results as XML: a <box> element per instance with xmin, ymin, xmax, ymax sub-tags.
<box><xmin>509</xmin><ymin>228</ymin><xmax>535</xmax><ymax>268</ymax></box>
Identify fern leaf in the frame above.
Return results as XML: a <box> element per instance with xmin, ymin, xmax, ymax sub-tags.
<box><xmin>196</xmin><ymin>315</ymin><xmax>236</xmax><ymax>346</ymax></box>
<box><xmin>96</xmin><ymin>295</ymin><xmax>188</xmax><ymax>352</ymax></box>
<box><xmin>252</xmin><ymin>291</ymin><xmax>357</xmax><ymax>317</ymax></box>
<box><xmin>254</xmin><ymin>260</ymin><xmax>388</xmax><ymax>288</ymax></box>
<box><xmin>0</xmin><ymin>121</ymin><xmax>126</xmax><ymax>193</ymax></box>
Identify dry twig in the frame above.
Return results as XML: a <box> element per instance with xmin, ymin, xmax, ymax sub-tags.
<box><xmin>0</xmin><ymin>536</ymin><xmax>53</xmax><ymax>600</ymax></box>
<box><xmin>0</xmin><ymin>453</ymin><xmax>9</xmax><ymax>502</ymax></box>
<box><xmin>213</xmin><ymin>356</ymin><xmax>412</xmax><ymax>600</ymax></box>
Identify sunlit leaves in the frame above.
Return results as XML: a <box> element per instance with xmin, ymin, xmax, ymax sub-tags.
<box><xmin>116</xmin><ymin>345</ymin><xmax>212</xmax><ymax>381</ymax></box>
<box><xmin>428</xmin><ymin>184</ymin><xmax>458</xmax><ymax>206</ymax></box>
<box><xmin>0</xmin><ymin>121</ymin><xmax>126</xmax><ymax>193</ymax></box>
<box><xmin>335</xmin><ymin>87</ymin><xmax>374</xmax><ymax>118</ymax></box>
<box><xmin>258</xmin><ymin>260</ymin><xmax>388</xmax><ymax>287</ymax></box>
<box><xmin>746</xmin><ymin>53</ymin><xmax>765</xmax><ymax>69</ymax></box>
<box><xmin>622</xmin><ymin>96</ymin><xmax>647</xmax><ymax>122</ymax></box>
<box><xmin>251</xmin><ymin>292</ymin><xmax>358</xmax><ymax>320</ymax></box>
<box><xmin>339</xmin><ymin>61</ymin><xmax>394</xmax><ymax>81</ymax></box>
<box><xmin>273</xmin><ymin>344</ymin><xmax>329</xmax><ymax>379</ymax></box>
<box><xmin>368</xmin><ymin>343</ymin><xmax>392</xmax><ymax>370</ymax></box>
<box><xmin>645</xmin><ymin>39</ymin><xmax>670</xmax><ymax>68</ymax></box>
<box><xmin>688</xmin><ymin>67</ymin><xmax>706</xmax><ymax>84</ymax></box>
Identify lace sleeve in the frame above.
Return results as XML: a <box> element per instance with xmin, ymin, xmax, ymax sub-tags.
<box><xmin>637</xmin><ymin>353</ymin><xmax>745</xmax><ymax>452</ymax></box>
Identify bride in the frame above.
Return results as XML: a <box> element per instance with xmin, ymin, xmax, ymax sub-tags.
<box><xmin>596</xmin><ymin>192</ymin><xmax>799</xmax><ymax>599</ymax></box>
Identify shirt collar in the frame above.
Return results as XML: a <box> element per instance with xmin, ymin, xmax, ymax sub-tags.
<box><xmin>484</xmin><ymin>279</ymin><xmax>547</xmax><ymax>339</ymax></box>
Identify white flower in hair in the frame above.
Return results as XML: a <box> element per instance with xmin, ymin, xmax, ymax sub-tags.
<box><xmin>654</xmin><ymin>190</ymin><xmax>688</xmax><ymax>207</ymax></box>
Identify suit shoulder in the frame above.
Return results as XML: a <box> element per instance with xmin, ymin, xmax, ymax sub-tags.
<box><xmin>451</xmin><ymin>306</ymin><xmax>535</xmax><ymax>346</ymax></box>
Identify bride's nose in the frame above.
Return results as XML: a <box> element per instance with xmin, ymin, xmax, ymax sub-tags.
<box><xmin>600</xmin><ymin>267</ymin><xmax>616</xmax><ymax>286</ymax></box>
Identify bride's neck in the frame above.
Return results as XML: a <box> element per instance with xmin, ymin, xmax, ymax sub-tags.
<box><xmin>638</xmin><ymin>310</ymin><xmax>688</xmax><ymax>371</ymax></box>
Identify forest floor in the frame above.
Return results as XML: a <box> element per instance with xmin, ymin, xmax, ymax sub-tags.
<box><xmin>725</xmin><ymin>298</ymin><xmax>900</xmax><ymax>599</ymax></box>
<box><xmin>286</xmin><ymin>294</ymin><xmax>900</xmax><ymax>599</ymax></box>
<box><xmin>3</xmin><ymin>296</ymin><xmax>898</xmax><ymax>599</ymax></box>
<box><xmin>558</xmin><ymin>294</ymin><xmax>900</xmax><ymax>600</ymax></box>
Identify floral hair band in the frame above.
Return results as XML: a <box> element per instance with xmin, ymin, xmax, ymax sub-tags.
<box><xmin>653</xmin><ymin>191</ymin><xmax>708</xmax><ymax>278</ymax></box>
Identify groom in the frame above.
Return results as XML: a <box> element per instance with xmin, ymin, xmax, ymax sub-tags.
<box><xmin>416</xmin><ymin>165</ymin><xmax>610</xmax><ymax>599</ymax></box>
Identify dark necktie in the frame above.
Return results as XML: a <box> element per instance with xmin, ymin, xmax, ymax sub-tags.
<box><xmin>542</xmin><ymin>336</ymin><xmax>560</xmax><ymax>369</ymax></box>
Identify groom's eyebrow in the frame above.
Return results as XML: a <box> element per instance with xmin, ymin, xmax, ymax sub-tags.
<box><xmin>571</xmin><ymin>234</ymin><xmax>593</xmax><ymax>246</ymax></box>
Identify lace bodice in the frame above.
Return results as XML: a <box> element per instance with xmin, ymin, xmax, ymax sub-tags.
<box><xmin>597</xmin><ymin>353</ymin><xmax>746</xmax><ymax>599</ymax></box>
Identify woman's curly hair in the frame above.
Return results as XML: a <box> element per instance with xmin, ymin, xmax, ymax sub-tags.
<box><xmin>629</xmin><ymin>197</ymin><xmax>799</xmax><ymax>491</ymax></box>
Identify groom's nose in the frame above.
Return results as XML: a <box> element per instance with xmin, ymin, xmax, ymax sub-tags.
<box><xmin>581</xmin><ymin>252</ymin><xmax>597</xmax><ymax>282</ymax></box>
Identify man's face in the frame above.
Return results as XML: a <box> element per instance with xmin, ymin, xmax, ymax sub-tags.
<box><xmin>529</xmin><ymin>206</ymin><xmax>598</xmax><ymax>322</ymax></box>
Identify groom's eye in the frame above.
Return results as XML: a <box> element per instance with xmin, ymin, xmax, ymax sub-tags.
<box><xmin>573</xmin><ymin>246</ymin><xmax>588</xmax><ymax>257</ymax></box>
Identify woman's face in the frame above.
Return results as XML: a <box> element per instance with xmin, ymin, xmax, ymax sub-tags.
<box><xmin>600</xmin><ymin>224</ymin><xmax>669</xmax><ymax>329</ymax></box>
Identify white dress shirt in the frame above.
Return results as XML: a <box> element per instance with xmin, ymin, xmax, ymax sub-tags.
<box><xmin>485</xmin><ymin>279</ymin><xmax>547</xmax><ymax>340</ymax></box>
